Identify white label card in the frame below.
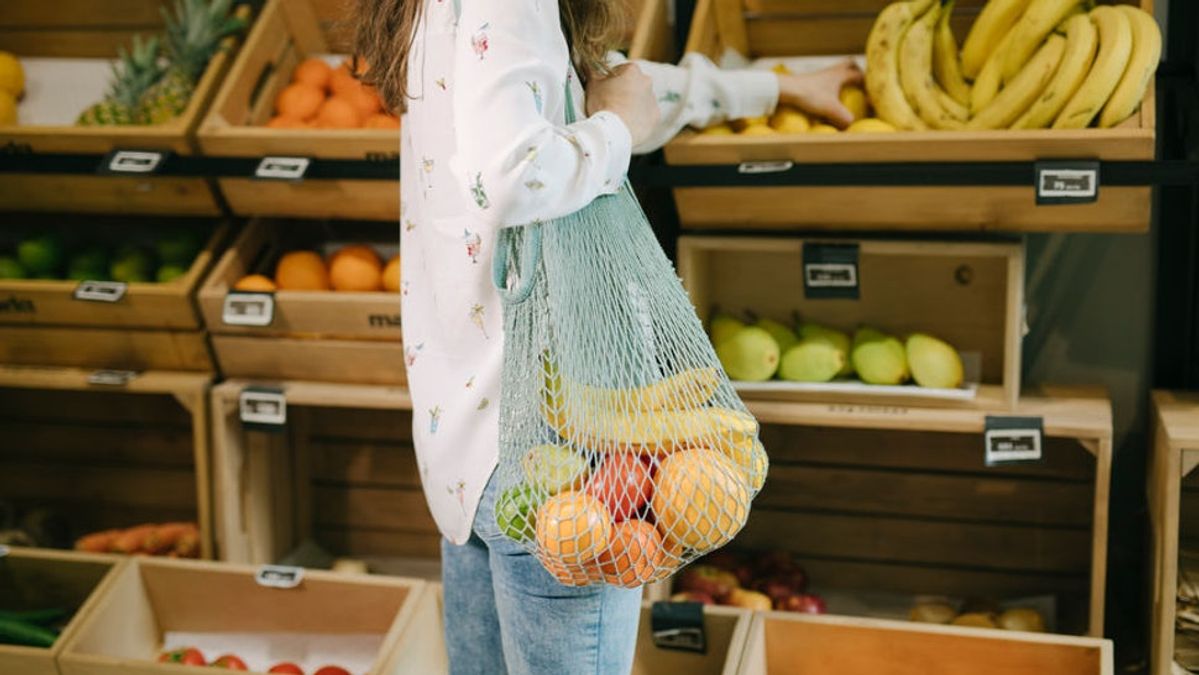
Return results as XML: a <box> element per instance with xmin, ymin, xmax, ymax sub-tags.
<box><xmin>87</xmin><ymin>370</ymin><xmax>138</xmax><ymax>386</ymax></box>
<box><xmin>74</xmin><ymin>281</ymin><xmax>127</xmax><ymax>303</ymax></box>
<box><xmin>239</xmin><ymin>388</ymin><xmax>287</xmax><ymax>427</ymax></box>
<box><xmin>107</xmin><ymin>150</ymin><xmax>165</xmax><ymax>174</ymax></box>
<box><xmin>255</xmin><ymin>565</ymin><xmax>304</xmax><ymax>589</ymax></box>
<box><xmin>255</xmin><ymin>156</ymin><xmax>311</xmax><ymax>181</ymax></box>
<box><xmin>223</xmin><ymin>292</ymin><xmax>275</xmax><ymax>327</ymax></box>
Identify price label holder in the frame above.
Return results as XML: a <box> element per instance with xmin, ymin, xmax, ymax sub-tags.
<box><xmin>651</xmin><ymin>601</ymin><xmax>706</xmax><ymax>654</ymax></box>
<box><xmin>255</xmin><ymin>156</ymin><xmax>311</xmax><ymax>182</ymax></box>
<box><xmin>255</xmin><ymin>565</ymin><xmax>304</xmax><ymax>589</ymax></box>
<box><xmin>223</xmin><ymin>291</ymin><xmax>275</xmax><ymax>327</ymax></box>
<box><xmin>98</xmin><ymin>149</ymin><xmax>171</xmax><ymax>175</ymax></box>
<box><xmin>984</xmin><ymin>415</ymin><xmax>1044</xmax><ymax>466</ymax></box>
<box><xmin>738</xmin><ymin>160</ymin><xmax>794</xmax><ymax>175</ymax></box>
<box><xmin>804</xmin><ymin>243</ymin><xmax>859</xmax><ymax>300</ymax></box>
<box><xmin>1035</xmin><ymin>160</ymin><xmax>1100</xmax><ymax>205</ymax></box>
<box><xmin>0</xmin><ymin>545</ymin><xmax>9</xmax><ymax>559</ymax></box>
<box><xmin>74</xmin><ymin>280</ymin><xmax>128</xmax><ymax>303</ymax></box>
<box><xmin>87</xmin><ymin>370</ymin><xmax>138</xmax><ymax>387</ymax></box>
<box><xmin>239</xmin><ymin>386</ymin><xmax>287</xmax><ymax>431</ymax></box>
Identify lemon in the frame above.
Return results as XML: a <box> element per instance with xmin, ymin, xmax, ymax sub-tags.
<box><xmin>847</xmin><ymin>118</ymin><xmax>897</xmax><ymax>133</ymax></box>
<box><xmin>840</xmin><ymin>85</ymin><xmax>870</xmax><ymax>121</ymax></box>
<box><xmin>0</xmin><ymin>52</ymin><xmax>24</xmax><ymax>99</ymax></box>
<box><xmin>0</xmin><ymin>91</ymin><xmax>16</xmax><ymax>126</ymax></box>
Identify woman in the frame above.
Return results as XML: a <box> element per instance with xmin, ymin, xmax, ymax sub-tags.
<box><xmin>354</xmin><ymin>2</ymin><xmax>860</xmax><ymax>672</ymax></box>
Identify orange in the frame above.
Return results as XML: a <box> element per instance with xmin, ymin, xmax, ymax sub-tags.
<box><xmin>542</xmin><ymin>554</ymin><xmax>602</xmax><ymax>587</ymax></box>
<box><xmin>653</xmin><ymin>448</ymin><xmax>749</xmax><ymax>551</ymax></box>
<box><xmin>233</xmin><ymin>274</ymin><xmax>277</xmax><ymax>292</ymax></box>
<box><xmin>330</xmin><ymin>62</ymin><xmax>361</xmax><ymax>97</ymax></box>
<box><xmin>274</xmin><ymin>251</ymin><xmax>330</xmax><ymax>291</ymax></box>
<box><xmin>292</xmin><ymin>57</ymin><xmax>333</xmax><ymax>91</ymax></box>
<box><xmin>315</xmin><ymin>96</ymin><xmax>362</xmax><ymax>128</ymax></box>
<box><xmin>266</xmin><ymin>115</ymin><xmax>309</xmax><ymax>129</ymax></box>
<box><xmin>597</xmin><ymin>519</ymin><xmax>665</xmax><ymax>588</ymax></box>
<box><xmin>536</xmin><ymin>491</ymin><xmax>611</xmax><ymax>565</ymax></box>
<box><xmin>328</xmin><ymin>245</ymin><xmax>383</xmax><ymax>291</ymax></box>
<box><xmin>330</xmin><ymin>244</ymin><xmax>381</xmax><ymax>268</ymax></box>
<box><xmin>382</xmin><ymin>255</ymin><xmax>401</xmax><ymax>292</ymax></box>
<box><xmin>363</xmin><ymin>113</ymin><xmax>400</xmax><ymax>129</ymax></box>
<box><xmin>275</xmin><ymin>83</ymin><xmax>324</xmax><ymax>121</ymax></box>
<box><xmin>339</xmin><ymin>81</ymin><xmax>382</xmax><ymax>118</ymax></box>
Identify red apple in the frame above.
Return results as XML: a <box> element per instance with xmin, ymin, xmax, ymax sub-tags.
<box><xmin>676</xmin><ymin>564</ymin><xmax>740</xmax><ymax>600</ymax></box>
<box><xmin>725</xmin><ymin>588</ymin><xmax>773</xmax><ymax>611</ymax></box>
<box><xmin>754</xmin><ymin>550</ymin><xmax>800</xmax><ymax>577</ymax></box>
<box><xmin>211</xmin><ymin>654</ymin><xmax>248</xmax><ymax>670</ymax></box>
<box><xmin>670</xmin><ymin>591</ymin><xmax>715</xmax><ymax>605</ymax></box>
<box><xmin>703</xmin><ymin>550</ymin><xmax>746</xmax><ymax>571</ymax></box>
<box><xmin>269</xmin><ymin>664</ymin><xmax>305</xmax><ymax>675</ymax></box>
<box><xmin>585</xmin><ymin>453</ymin><xmax>653</xmax><ymax>522</ymax></box>
<box><xmin>731</xmin><ymin>563</ymin><xmax>754</xmax><ymax>587</ymax></box>
<box><xmin>779</xmin><ymin>593</ymin><xmax>827</xmax><ymax>614</ymax></box>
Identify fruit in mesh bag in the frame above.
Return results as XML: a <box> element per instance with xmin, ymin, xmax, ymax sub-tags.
<box><xmin>536</xmin><ymin>491</ymin><xmax>612</xmax><ymax>565</ymax></box>
<box><xmin>653</xmin><ymin>448</ymin><xmax>750</xmax><ymax>551</ymax></box>
<box><xmin>544</xmin><ymin>402</ymin><xmax>757</xmax><ymax>456</ymax></box>
<box><xmin>522</xmin><ymin>444</ymin><xmax>589</xmax><ymax>494</ymax></box>
<box><xmin>722</xmin><ymin>433</ymin><xmax>768</xmax><ymax>491</ymax></box>
<box><xmin>596</xmin><ymin>519</ymin><xmax>666</xmax><ymax>588</ymax></box>
<box><xmin>496</xmin><ymin>485</ymin><xmax>542</xmax><ymax>542</ymax></box>
<box><xmin>585</xmin><ymin>453</ymin><xmax>652</xmax><ymax>522</ymax></box>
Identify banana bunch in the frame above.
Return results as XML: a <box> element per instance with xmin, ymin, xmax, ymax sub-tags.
<box><xmin>865</xmin><ymin>0</ymin><xmax>1161</xmax><ymax>131</ymax></box>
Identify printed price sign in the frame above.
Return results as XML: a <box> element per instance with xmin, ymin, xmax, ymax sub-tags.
<box><xmin>255</xmin><ymin>565</ymin><xmax>304</xmax><ymax>589</ymax></box>
<box><xmin>239</xmin><ymin>386</ymin><xmax>287</xmax><ymax>430</ymax></box>
<box><xmin>100</xmin><ymin>150</ymin><xmax>168</xmax><ymax>174</ymax></box>
<box><xmin>87</xmin><ymin>370</ymin><xmax>138</xmax><ymax>387</ymax></box>
<box><xmin>804</xmin><ymin>243</ymin><xmax>860</xmax><ymax>300</ymax></box>
<box><xmin>223</xmin><ymin>292</ymin><xmax>275</xmax><ymax>327</ymax></box>
<box><xmin>651</xmin><ymin>601</ymin><xmax>706</xmax><ymax>654</ymax></box>
<box><xmin>255</xmin><ymin>156</ymin><xmax>311</xmax><ymax>181</ymax></box>
<box><xmin>985</xmin><ymin>416</ymin><xmax>1044</xmax><ymax>466</ymax></box>
<box><xmin>74</xmin><ymin>281</ymin><xmax>127</xmax><ymax>303</ymax></box>
<box><xmin>1036</xmin><ymin>161</ymin><xmax>1099</xmax><ymax>205</ymax></box>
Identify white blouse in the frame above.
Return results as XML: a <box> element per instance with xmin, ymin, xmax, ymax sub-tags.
<box><xmin>401</xmin><ymin>0</ymin><xmax>779</xmax><ymax>545</ymax></box>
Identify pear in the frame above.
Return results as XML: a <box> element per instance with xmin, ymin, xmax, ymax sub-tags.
<box><xmin>755</xmin><ymin>317</ymin><xmax>799</xmax><ymax>353</ymax></box>
<box><xmin>710</xmin><ymin>313</ymin><xmax>746</xmax><ymax>348</ymax></box>
<box><xmin>779</xmin><ymin>339</ymin><xmax>844</xmax><ymax>383</ymax></box>
<box><xmin>906</xmin><ymin>333</ymin><xmax>964</xmax><ymax>389</ymax></box>
<box><xmin>851</xmin><ymin>328</ymin><xmax>909</xmax><ymax>385</ymax></box>
<box><xmin>798</xmin><ymin>323</ymin><xmax>853</xmax><ymax>376</ymax></box>
<box><xmin>717</xmin><ymin>327</ymin><xmax>780</xmax><ymax>382</ymax></box>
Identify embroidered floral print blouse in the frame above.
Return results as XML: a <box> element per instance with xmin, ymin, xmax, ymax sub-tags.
<box><xmin>401</xmin><ymin>0</ymin><xmax>779</xmax><ymax>544</ymax></box>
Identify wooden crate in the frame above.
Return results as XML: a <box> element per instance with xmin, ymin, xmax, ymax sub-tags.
<box><xmin>0</xmin><ymin>1</ymin><xmax>244</xmax><ymax>215</ymax></box>
<box><xmin>0</xmin><ymin>547</ymin><xmax>125</xmax><ymax>675</ymax></box>
<box><xmin>707</xmin><ymin>389</ymin><xmax>1112</xmax><ymax>636</ymax></box>
<box><xmin>198</xmin><ymin>0</ymin><xmax>400</xmax><ymax>221</ymax></box>
<box><xmin>57</xmin><ymin>557</ymin><xmax>428</xmax><ymax>675</ymax></box>
<box><xmin>737</xmin><ymin>611</ymin><xmax>1113</xmax><ymax>675</ymax></box>
<box><xmin>1148</xmin><ymin>391</ymin><xmax>1199</xmax><ymax>675</ymax></box>
<box><xmin>210</xmin><ymin>380</ymin><xmax>429</xmax><ymax>565</ymax></box>
<box><xmin>678</xmin><ymin>235</ymin><xmax>1024</xmax><ymax>408</ymax></box>
<box><xmin>635</xmin><ymin>0</ymin><xmax>1155</xmax><ymax>233</ymax></box>
<box><xmin>0</xmin><ymin>366</ymin><xmax>215</xmax><ymax>559</ymax></box>
<box><xmin>635</xmin><ymin>604</ymin><xmax>751</xmax><ymax>675</ymax></box>
<box><xmin>199</xmin><ymin>219</ymin><xmax>404</xmax><ymax>385</ymax></box>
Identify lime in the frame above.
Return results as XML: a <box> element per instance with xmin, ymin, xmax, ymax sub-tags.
<box><xmin>156</xmin><ymin>264</ymin><xmax>187</xmax><ymax>283</ymax></box>
<box><xmin>0</xmin><ymin>255</ymin><xmax>26</xmax><ymax>279</ymax></box>
<box><xmin>156</xmin><ymin>230</ymin><xmax>203</xmax><ymax>266</ymax></box>
<box><xmin>17</xmin><ymin>235</ymin><xmax>64</xmax><ymax>276</ymax></box>
<box><xmin>496</xmin><ymin>485</ymin><xmax>543</xmax><ymax>543</ymax></box>
<box><xmin>110</xmin><ymin>246</ymin><xmax>154</xmax><ymax>283</ymax></box>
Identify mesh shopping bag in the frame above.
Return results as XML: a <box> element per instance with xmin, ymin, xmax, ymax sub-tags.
<box><xmin>491</xmin><ymin>177</ymin><xmax>767</xmax><ymax>588</ymax></box>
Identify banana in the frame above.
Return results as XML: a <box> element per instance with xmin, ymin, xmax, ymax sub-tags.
<box><xmin>553</xmin><ymin>367</ymin><xmax>722</xmax><ymax>414</ymax></box>
<box><xmin>937</xmin><ymin>87</ymin><xmax>970</xmax><ymax>121</ymax></box>
<box><xmin>968</xmin><ymin>33</ymin><xmax>1066</xmax><ymax>129</ymax></box>
<box><xmin>933</xmin><ymin>0</ymin><xmax>972</xmax><ymax>107</ymax></box>
<box><xmin>971</xmin><ymin>28</ymin><xmax>1018</xmax><ymax>114</ymax></box>
<box><xmin>1053</xmin><ymin>5</ymin><xmax>1133</xmax><ymax>129</ymax></box>
<box><xmin>1098</xmin><ymin>5</ymin><xmax>1162</xmax><ymax>128</ymax></box>
<box><xmin>961</xmin><ymin>0</ymin><xmax>1033</xmax><ymax>79</ymax></box>
<box><xmin>1012</xmin><ymin>13</ymin><xmax>1097</xmax><ymax>129</ymax></box>
<box><xmin>545</xmin><ymin>404</ymin><xmax>759</xmax><ymax>452</ymax></box>
<box><xmin>900</xmin><ymin>1</ymin><xmax>966</xmax><ymax>129</ymax></box>
<box><xmin>866</xmin><ymin>0</ymin><xmax>936</xmax><ymax>130</ymax></box>
<box><xmin>1002</xmin><ymin>0</ymin><xmax>1085</xmax><ymax>84</ymax></box>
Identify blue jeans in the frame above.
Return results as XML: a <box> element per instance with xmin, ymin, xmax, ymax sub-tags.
<box><xmin>441</xmin><ymin>472</ymin><xmax>643</xmax><ymax>675</ymax></box>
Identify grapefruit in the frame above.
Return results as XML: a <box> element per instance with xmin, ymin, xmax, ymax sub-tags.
<box><xmin>536</xmin><ymin>491</ymin><xmax>611</xmax><ymax>565</ymax></box>
<box><xmin>653</xmin><ymin>448</ymin><xmax>750</xmax><ymax>551</ymax></box>
<box><xmin>597</xmin><ymin>519</ymin><xmax>665</xmax><ymax>588</ymax></box>
<box><xmin>274</xmin><ymin>251</ymin><xmax>330</xmax><ymax>290</ymax></box>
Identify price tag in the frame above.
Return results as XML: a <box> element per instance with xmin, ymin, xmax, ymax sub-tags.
<box><xmin>100</xmin><ymin>150</ymin><xmax>168</xmax><ymax>175</ymax></box>
<box><xmin>803</xmin><ymin>243</ymin><xmax>859</xmax><ymax>300</ymax></box>
<box><xmin>255</xmin><ymin>565</ymin><xmax>304</xmax><ymax>589</ymax></box>
<box><xmin>74</xmin><ymin>281</ymin><xmax>127</xmax><ymax>303</ymax></box>
<box><xmin>651</xmin><ymin>601</ymin><xmax>706</xmax><ymax>654</ymax></box>
<box><xmin>87</xmin><ymin>370</ymin><xmax>138</xmax><ymax>386</ymax></box>
<box><xmin>239</xmin><ymin>386</ymin><xmax>287</xmax><ymax>429</ymax></box>
<box><xmin>1035</xmin><ymin>161</ymin><xmax>1099</xmax><ymax>205</ymax></box>
<box><xmin>985</xmin><ymin>416</ymin><xmax>1044</xmax><ymax>466</ymax></box>
<box><xmin>223</xmin><ymin>292</ymin><xmax>275</xmax><ymax>327</ymax></box>
<box><xmin>0</xmin><ymin>545</ymin><xmax>9</xmax><ymax>559</ymax></box>
<box><xmin>255</xmin><ymin>156</ymin><xmax>311</xmax><ymax>181</ymax></box>
<box><xmin>737</xmin><ymin>160</ymin><xmax>793</xmax><ymax>175</ymax></box>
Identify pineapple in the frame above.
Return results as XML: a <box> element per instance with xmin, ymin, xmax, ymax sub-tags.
<box><xmin>136</xmin><ymin>0</ymin><xmax>245</xmax><ymax>125</ymax></box>
<box><xmin>77</xmin><ymin>36</ymin><xmax>165</xmax><ymax>126</ymax></box>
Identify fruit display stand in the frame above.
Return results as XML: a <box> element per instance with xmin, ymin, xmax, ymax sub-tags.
<box><xmin>1148</xmin><ymin>391</ymin><xmax>1199</xmax><ymax>675</ymax></box>
<box><xmin>56</xmin><ymin>556</ymin><xmax>430</xmax><ymax>675</ymax></box>
<box><xmin>636</xmin><ymin>0</ymin><xmax>1155</xmax><ymax>232</ymax></box>
<box><xmin>198</xmin><ymin>219</ymin><xmax>404</xmax><ymax>385</ymax></box>
<box><xmin>0</xmin><ymin>215</ymin><xmax>226</xmax><ymax>372</ymax></box>
<box><xmin>0</xmin><ymin>547</ymin><xmax>126</xmax><ymax>675</ymax></box>
<box><xmin>197</xmin><ymin>0</ymin><xmax>401</xmax><ymax>221</ymax></box>
<box><xmin>634</xmin><ymin>604</ymin><xmax>752</xmax><ymax>675</ymax></box>
<box><xmin>679</xmin><ymin>235</ymin><xmax>1024</xmax><ymax>408</ymax></box>
<box><xmin>0</xmin><ymin>1</ymin><xmax>242</xmax><ymax>215</ymax></box>
<box><xmin>209</xmin><ymin>380</ymin><xmax>430</xmax><ymax>565</ymax></box>
<box><xmin>0</xmin><ymin>366</ymin><xmax>215</xmax><ymax>559</ymax></box>
<box><xmin>735</xmin><ymin>611</ymin><xmax>1113</xmax><ymax>675</ymax></box>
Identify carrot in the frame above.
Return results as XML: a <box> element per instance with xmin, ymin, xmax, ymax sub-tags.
<box><xmin>75</xmin><ymin>529</ymin><xmax>120</xmax><ymax>553</ymax></box>
<box><xmin>143</xmin><ymin>522</ymin><xmax>197</xmax><ymax>554</ymax></box>
<box><xmin>111</xmin><ymin>524</ymin><xmax>156</xmax><ymax>554</ymax></box>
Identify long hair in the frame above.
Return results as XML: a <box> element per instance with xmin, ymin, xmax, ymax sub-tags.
<box><xmin>355</xmin><ymin>0</ymin><xmax>626</xmax><ymax>113</ymax></box>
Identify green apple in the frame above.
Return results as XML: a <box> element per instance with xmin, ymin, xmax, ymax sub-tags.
<box><xmin>0</xmin><ymin>256</ymin><xmax>26</xmax><ymax>279</ymax></box>
<box><xmin>521</xmin><ymin>443</ymin><xmax>589</xmax><ymax>495</ymax></box>
<box><xmin>17</xmin><ymin>234</ymin><xmax>64</xmax><ymax>276</ymax></box>
<box><xmin>110</xmin><ymin>246</ymin><xmax>154</xmax><ymax>283</ymax></box>
<box><xmin>496</xmin><ymin>485</ymin><xmax>543</xmax><ymax>542</ymax></box>
<box><xmin>156</xmin><ymin>229</ymin><xmax>203</xmax><ymax>266</ymax></box>
<box><xmin>156</xmin><ymin>264</ymin><xmax>187</xmax><ymax>283</ymax></box>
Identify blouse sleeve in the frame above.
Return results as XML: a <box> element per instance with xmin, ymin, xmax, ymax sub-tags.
<box><xmin>450</xmin><ymin>0</ymin><xmax>632</xmax><ymax>230</ymax></box>
<box><xmin>607</xmin><ymin>52</ymin><xmax>780</xmax><ymax>155</ymax></box>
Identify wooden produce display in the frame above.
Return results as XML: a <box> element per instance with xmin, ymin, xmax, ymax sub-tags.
<box><xmin>199</xmin><ymin>219</ymin><xmax>404</xmax><ymax>385</ymax></box>
<box><xmin>198</xmin><ymin>0</ymin><xmax>400</xmax><ymax>221</ymax></box>
<box><xmin>0</xmin><ymin>366</ymin><xmax>215</xmax><ymax>559</ymax></box>
<box><xmin>634</xmin><ymin>604</ymin><xmax>751</xmax><ymax>675</ymax></box>
<box><xmin>0</xmin><ymin>547</ymin><xmax>125</xmax><ymax>675</ymax></box>
<box><xmin>210</xmin><ymin>380</ymin><xmax>429</xmax><ymax>565</ymax></box>
<box><xmin>57</xmin><ymin>557</ymin><xmax>429</xmax><ymax>675</ymax></box>
<box><xmin>679</xmin><ymin>235</ymin><xmax>1024</xmax><ymax>408</ymax></box>
<box><xmin>728</xmin><ymin>389</ymin><xmax>1112</xmax><ymax>636</ymax></box>
<box><xmin>1148</xmin><ymin>391</ymin><xmax>1199</xmax><ymax>675</ymax></box>
<box><xmin>0</xmin><ymin>215</ymin><xmax>225</xmax><ymax>372</ymax></box>
<box><xmin>636</xmin><ymin>0</ymin><xmax>1155</xmax><ymax>233</ymax></box>
<box><xmin>736</xmin><ymin>611</ymin><xmax>1113</xmax><ymax>675</ymax></box>
<box><xmin>0</xmin><ymin>1</ymin><xmax>242</xmax><ymax>215</ymax></box>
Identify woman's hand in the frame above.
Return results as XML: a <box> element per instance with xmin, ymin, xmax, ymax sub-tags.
<box><xmin>586</xmin><ymin>63</ymin><xmax>660</xmax><ymax>147</ymax></box>
<box><xmin>777</xmin><ymin>59</ymin><xmax>865</xmax><ymax>129</ymax></box>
